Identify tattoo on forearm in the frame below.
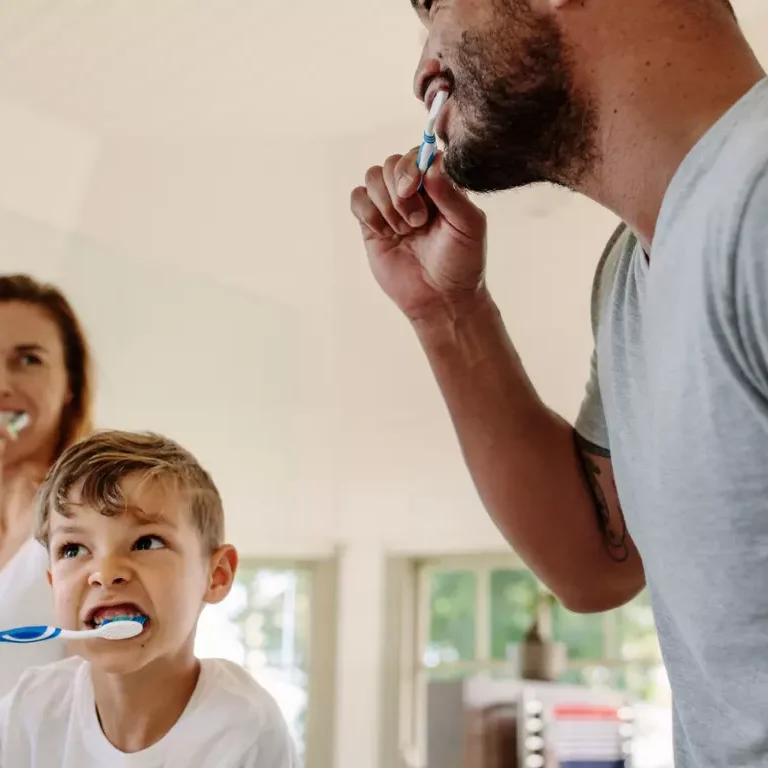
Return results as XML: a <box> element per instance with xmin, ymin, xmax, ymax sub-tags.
<box><xmin>573</xmin><ymin>432</ymin><xmax>629</xmax><ymax>562</ymax></box>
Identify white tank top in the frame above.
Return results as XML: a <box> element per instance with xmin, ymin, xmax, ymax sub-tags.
<box><xmin>0</xmin><ymin>539</ymin><xmax>63</xmax><ymax>697</ymax></box>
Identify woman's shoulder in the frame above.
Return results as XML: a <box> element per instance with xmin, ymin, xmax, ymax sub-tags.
<box><xmin>0</xmin><ymin>538</ymin><xmax>51</xmax><ymax>605</ymax></box>
<box><xmin>3</xmin><ymin>538</ymin><xmax>48</xmax><ymax>572</ymax></box>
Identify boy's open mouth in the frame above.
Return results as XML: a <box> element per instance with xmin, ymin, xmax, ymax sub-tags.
<box><xmin>85</xmin><ymin>603</ymin><xmax>150</xmax><ymax>630</ymax></box>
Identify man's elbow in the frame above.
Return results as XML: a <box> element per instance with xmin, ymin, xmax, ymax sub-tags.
<box><xmin>555</xmin><ymin>575</ymin><xmax>646</xmax><ymax>614</ymax></box>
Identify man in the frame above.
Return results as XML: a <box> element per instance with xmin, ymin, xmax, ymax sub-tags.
<box><xmin>350</xmin><ymin>0</ymin><xmax>767</xmax><ymax>764</ymax></box>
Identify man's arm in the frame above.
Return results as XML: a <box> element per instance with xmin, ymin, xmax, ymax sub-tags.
<box><xmin>573</xmin><ymin>434</ymin><xmax>631</xmax><ymax>564</ymax></box>
<box><xmin>415</xmin><ymin>291</ymin><xmax>644</xmax><ymax>613</ymax></box>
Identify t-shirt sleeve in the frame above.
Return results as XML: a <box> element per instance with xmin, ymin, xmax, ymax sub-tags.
<box><xmin>574</xmin><ymin>346</ymin><xmax>610</xmax><ymax>451</ymax></box>
<box><xmin>573</xmin><ymin>223</ymin><xmax>627</xmax><ymax>452</ymax></box>
<box><xmin>733</xmin><ymin>165</ymin><xmax>768</xmax><ymax>392</ymax></box>
<box><xmin>237</xmin><ymin>735</ymin><xmax>299</xmax><ymax>768</ymax></box>
<box><xmin>237</xmin><ymin>704</ymin><xmax>299</xmax><ymax>768</ymax></box>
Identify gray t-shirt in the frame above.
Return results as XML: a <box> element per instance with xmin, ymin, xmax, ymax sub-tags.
<box><xmin>575</xmin><ymin>77</ymin><xmax>768</xmax><ymax>767</ymax></box>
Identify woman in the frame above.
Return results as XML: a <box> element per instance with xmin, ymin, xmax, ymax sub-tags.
<box><xmin>0</xmin><ymin>274</ymin><xmax>93</xmax><ymax>696</ymax></box>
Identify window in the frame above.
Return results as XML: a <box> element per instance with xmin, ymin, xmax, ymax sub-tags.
<box><xmin>407</xmin><ymin>556</ymin><xmax>671</xmax><ymax>768</ymax></box>
<box><xmin>195</xmin><ymin>559</ymin><xmax>336</xmax><ymax>768</ymax></box>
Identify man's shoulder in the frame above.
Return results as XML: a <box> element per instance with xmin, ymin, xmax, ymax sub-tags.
<box><xmin>698</xmin><ymin>147</ymin><xmax>768</xmax><ymax>284</ymax></box>
<box><xmin>589</xmin><ymin>222</ymin><xmax>637</xmax><ymax>336</ymax></box>
<box><xmin>684</xmin><ymin>86</ymin><xmax>768</xmax><ymax>236</ymax></box>
<box><xmin>730</xmin><ymin>155</ymin><xmax>768</xmax><ymax>293</ymax></box>
<box><xmin>737</xmin><ymin>150</ymin><xmax>768</xmax><ymax>231</ymax></box>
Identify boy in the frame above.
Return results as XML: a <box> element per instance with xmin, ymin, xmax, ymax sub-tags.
<box><xmin>0</xmin><ymin>430</ymin><xmax>298</xmax><ymax>767</ymax></box>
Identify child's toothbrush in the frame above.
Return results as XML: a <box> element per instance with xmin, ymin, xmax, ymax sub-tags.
<box><xmin>0</xmin><ymin>616</ymin><xmax>146</xmax><ymax>644</ymax></box>
<box><xmin>416</xmin><ymin>89</ymin><xmax>448</xmax><ymax>177</ymax></box>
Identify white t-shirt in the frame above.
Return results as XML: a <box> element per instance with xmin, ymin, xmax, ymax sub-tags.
<box><xmin>0</xmin><ymin>539</ymin><xmax>62</xmax><ymax>698</ymax></box>
<box><xmin>0</xmin><ymin>656</ymin><xmax>299</xmax><ymax>767</ymax></box>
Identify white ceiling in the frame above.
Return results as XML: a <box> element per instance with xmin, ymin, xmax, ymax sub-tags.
<box><xmin>0</xmin><ymin>0</ymin><xmax>762</xmax><ymax>142</ymax></box>
<box><xmin>0</xmin><ymin>0</ymin><xmax>426</xmax><ymax>139</ymax></box>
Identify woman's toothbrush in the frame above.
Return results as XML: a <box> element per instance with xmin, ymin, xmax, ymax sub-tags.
<box><xmin>0</xmin><ymin>411</ymin><xmax>30</xmax><ymax>436</ymax></box>
<box><xmin>416</xmin><ymin>89</ymin><xmax>448</xmax><ymax>177</ymax></box>
<box><xmin>0</xmin><ymin>616</ymin><xmax>146</xmax><ymax>644</ymax></box>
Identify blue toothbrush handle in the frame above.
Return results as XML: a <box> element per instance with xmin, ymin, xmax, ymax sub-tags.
<box><xmin>0</xmin><ymin>626</ymin><xmax>62</xmax><ymax>643</ymax></box>
<box><xmin>417</xmin><ymin>133</ymin><xmax>437</xmax><ymax>192</ymax></box>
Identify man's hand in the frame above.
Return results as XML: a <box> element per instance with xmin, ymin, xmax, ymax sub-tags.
<box><xmin>351</xmin><ymin>149</ymin><xmax>488</xmax><ymax>323</ymax></box>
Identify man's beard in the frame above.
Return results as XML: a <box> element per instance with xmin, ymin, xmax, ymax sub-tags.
<box><xmin>442</xmin><ymin>4</ymin><xmax>599</xmax><ymax>193</ymax></box>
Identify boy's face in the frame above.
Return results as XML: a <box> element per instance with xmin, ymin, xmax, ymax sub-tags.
<box><xmin>47</xmin><ymin>474</ymin><xmax>237</xmax><ymax>675</ymax></box>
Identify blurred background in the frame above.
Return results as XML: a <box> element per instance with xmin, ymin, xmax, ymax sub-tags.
<box><xmin>0</xmin><ymin>2</ymin><xmax>766</xmax><ymax>766</ymax></box>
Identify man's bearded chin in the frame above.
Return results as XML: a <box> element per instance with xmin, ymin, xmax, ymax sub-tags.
<box><xmin>441</xmin><ymin>17</ymin><xmax>599</xmax><ymax>194</ymax></box>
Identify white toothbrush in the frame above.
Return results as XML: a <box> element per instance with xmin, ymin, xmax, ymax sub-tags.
<box><xmin>417</xmin><ymin>89</ymin><xmax>448</xmax><ymax>176</ymax></box>
<box><xmin>0</xmin><ymin>617</ymin><xmax>146</xmax><ymax>644</ymax></box>
<box><xmin>0</xmin><ymin>411</ymin><xmax>31</xmax><ymax>435</ymax></box>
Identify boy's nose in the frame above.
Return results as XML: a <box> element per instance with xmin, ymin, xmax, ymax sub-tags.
<box><xmin>88</xmin><ymin>557</ymin><xmax>131</xmax><ymax>587</ymax></box>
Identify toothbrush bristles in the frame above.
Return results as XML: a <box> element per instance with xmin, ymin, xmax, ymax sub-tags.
<box><xmin>99</xmin><ymin>619</ymin><xmax>145</xmax><ymax>640</ymax></box>
<box><xmin>425</xmin><ymin>90</ymin><xmax>448</xmax><ymax>135</ymax></box>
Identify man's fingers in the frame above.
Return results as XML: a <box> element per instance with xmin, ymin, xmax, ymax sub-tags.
<box><xmin>350</xmin><ymin>186</ymin><xmax>396</xmax><ymax>240</ymax></box>
<box><xmin>421</xmin><ymin>153</ymin><xmax>486</xmax><ymax>240</ymax></box>
<box><xmin>388</xmin><ymin>149</ymin><xmax>428</xmax><ymax>227</ymax></box>
<box><xmin>392</xmin><ymin>147</ymin><xmax>424</xmax><ymax>199</ymax></box>
<box><xmin>364</xmin><ymin>164</ymin><xmax>411</xmax><ymax>236</ymax></box>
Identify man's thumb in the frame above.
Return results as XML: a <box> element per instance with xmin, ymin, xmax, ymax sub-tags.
<box><xmin>421</xmin><ymin>153</ymin><xmax>485</xmax><ymax>240</ymax></box>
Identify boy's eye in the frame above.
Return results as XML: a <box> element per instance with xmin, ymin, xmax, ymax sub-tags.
<box><xmin>133</xmin><ymin>535</ymin><xmax>166</xmax><ymax>552</ymax></box>
<box><xmin>59</xmin><ymin>542</ymin><xmax>87</xmax><ymax>559</ymax></box>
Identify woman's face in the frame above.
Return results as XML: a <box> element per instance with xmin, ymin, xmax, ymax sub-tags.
<box><xmin>0</xmin><ymin>301</ymin><xmax>71</xmax><ymax>468</ymax></box>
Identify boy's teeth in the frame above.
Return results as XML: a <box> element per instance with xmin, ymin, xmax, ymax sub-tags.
<box><xmin>91</xmin><ymin>606</ymin><xmax>144</xmax><ymax>626</ymax></box>
<box><xmin>93</xmin><ymin>614</ymin><xmax>139</xmax><ymax>626</ymax></box>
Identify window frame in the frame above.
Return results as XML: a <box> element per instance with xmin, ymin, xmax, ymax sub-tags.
<box><xmin>396</xmin><ymin>553</ymin><xmax>663</xmax><ymax>768</ymax></box>
<box><xmin>204</xmin><ymin>556</ymin><xmax>338</xmax><ymax>768</ymax></box>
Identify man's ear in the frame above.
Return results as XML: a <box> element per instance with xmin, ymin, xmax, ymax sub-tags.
<box><xmin>47</xmin><ymin>569</ymin><xmax>52</xmax><ymax>587</ymax></box>
<box><xmin>203</xmin><ymin>545</ymin><xmax>239</xmax><ymax>605</ymax></box>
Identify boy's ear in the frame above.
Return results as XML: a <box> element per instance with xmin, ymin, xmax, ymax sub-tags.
<box><xmin>204</xmin><ymin>544</ymin><xmax>239</xmax><ymax>605</ymax></box>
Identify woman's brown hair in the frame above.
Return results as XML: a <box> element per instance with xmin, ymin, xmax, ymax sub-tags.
<box><xmin>0</xmin><ymin>274</ymin><xmax>94</xmax><ymax>459</ymax></box>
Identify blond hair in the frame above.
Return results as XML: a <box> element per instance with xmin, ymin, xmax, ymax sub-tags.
<box><xmin>35</xmin><ymin>430</ymin><xmax>224</xmax><ymax>552</ymax></box>
<box><xmin>0</xmin><ymin>274</ymin><xmax>94</xmax><ymax>456</ymax></box>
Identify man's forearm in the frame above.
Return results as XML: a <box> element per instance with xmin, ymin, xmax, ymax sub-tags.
<box><xmin>412</xmin><ymin>290</ymin><xmax>643</xmax><ymax>611</ymax></box>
